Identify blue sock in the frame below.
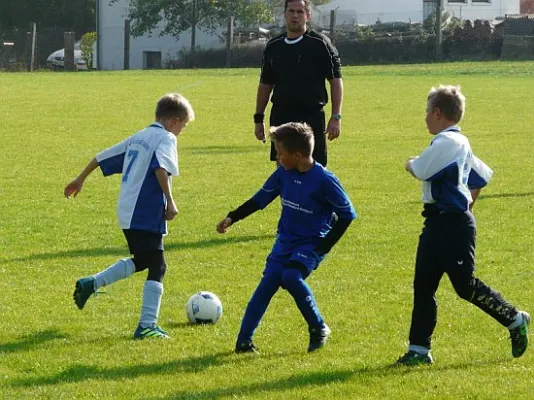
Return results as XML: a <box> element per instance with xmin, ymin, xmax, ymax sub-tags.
<box><xmin>237</xmin><ymin>272</ymin><xmax>281</xmax><ymax>343</ymax></box>
<box><xmin>281</xmin><ymin>269</ymin><xmax>324</xmax><ymax>330</ymax></box>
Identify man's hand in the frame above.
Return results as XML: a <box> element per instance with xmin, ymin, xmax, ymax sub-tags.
<box><xmin>64</xmin><ymin>178</ymin><xmax>84</xmax><ymax>199</ymax></box>
<box><xmin>254</xmin><ymin>123</ymin><xmax>266</xmax><ymax>143</ymax></box>
<box><xmin>216</xmin><ymin>217</ymin><xmax>233</xmax><ymax>234</ymax></box>
<box><xmin>165</xmin><ymin>201</ymin><xmax>179</xmax><ymax>221</ymax></box>
<box><xmin>326</xmin><ymin>118</ymin><xmax>341</xmax><ymax>141</ymax></box>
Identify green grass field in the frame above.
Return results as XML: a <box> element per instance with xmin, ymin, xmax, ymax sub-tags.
<box><xmin>0</xmin><ymin>62</ymin><xmax>533</xmax><ymax>399</ymax></box>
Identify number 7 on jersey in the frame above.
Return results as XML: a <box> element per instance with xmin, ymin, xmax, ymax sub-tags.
<box><xmin>122</xmin><ymin>150</ymin><xmax>139</xmax><ymax>183</ymax></box>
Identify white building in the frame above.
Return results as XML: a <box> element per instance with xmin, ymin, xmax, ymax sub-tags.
<box><xmin>96</xmin><ymin>0</ymin><xmax>225</xmax><ymax>70</ymax></box>
<box><xmin>314</xmin><ymin>0</ymin><xmax>520</xmax><ymax>27</ymax></box>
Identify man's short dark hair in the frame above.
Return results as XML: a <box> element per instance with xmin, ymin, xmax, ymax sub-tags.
<box><xmin>270</xmin><ymin>122</ymin><xmax>314</xmax><ymax>157</ymax></box>
<box><xmin>285</xmin><ymin>0</ymin><xmax>311</xmax><ymax>13</ymax></box>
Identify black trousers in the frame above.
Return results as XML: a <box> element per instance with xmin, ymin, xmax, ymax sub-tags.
<box><xmin>269</xmin><ymin>106</ymin><xmax>327</xmax><ymax>167</ymax></box>
<box><xmin>409</xmin><ymin>206</ymin><xmax>518</xmax><ymax>349</ymax></box>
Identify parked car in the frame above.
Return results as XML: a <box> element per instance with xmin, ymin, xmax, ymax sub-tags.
<box><xmin>46</xmin><ymin>41</ymin><xmax>88</xmax><ymax>70</ymax></box>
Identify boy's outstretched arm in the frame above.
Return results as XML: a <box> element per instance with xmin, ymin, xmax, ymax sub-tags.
<box><xmin>216</xmin><ymin>198</ymin><xmax>262</xmax><ymax>234</ymax></box>
<box><xmin>155</xmin><ymin>168</ymin><xmax>178</xmax><ymax>221</ymax></box>
<box><xmin>64</xmin><ymin>158</ymin><xmax>99</xmax><ymax>198</ymax></box>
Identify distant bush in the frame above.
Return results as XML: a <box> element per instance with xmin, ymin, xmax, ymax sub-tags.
<box><xmin>167</xmin><ymin>18</ymin><xmax>534</xmax><ymax>68</ymax></box>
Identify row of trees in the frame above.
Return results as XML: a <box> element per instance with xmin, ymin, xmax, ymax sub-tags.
<box><xmin>123</xmin><ymin>0</ymin><xmax>331</xmax><ymax>49</ymax></box>
<box><xmin>0</xmin><ymin>0</ymin><xmax>95</xmax><ymax>33</ymax></box>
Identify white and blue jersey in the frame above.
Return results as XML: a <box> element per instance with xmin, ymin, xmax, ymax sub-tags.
<box><xmin>252</xmin><ymin>163</ymin><xmax>357</xmax><ymax>255</ymax></box>
<box><xmin>96</xmin><ymin>122</ymin><xmax>178</xmax><ymax>234</ymax></box>
<box><xmin>411</xmin><ymin>126</ymin><xmax>493</xmax><ymax>212</ymax></box>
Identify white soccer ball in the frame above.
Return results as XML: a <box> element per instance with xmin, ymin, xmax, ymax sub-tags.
<box><xmin>186</xmin><ymin>291</ymin><xmax>223</xmax><ymax>324</ymax></box>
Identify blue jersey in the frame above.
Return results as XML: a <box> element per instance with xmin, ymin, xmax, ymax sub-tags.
<box><xmin>411</xmin><ymin>126</ymin><xmax>493</xmax><ymax>212</ymax></box>
<box><xmin>95</xmin><ymin>122</ymin><xmax>178</xmax><ymax>234</ymax></box>
<box><xmin>252</xmin><ymin>163</ymin><xmax>357</xmax><ymax>254</ymax></box>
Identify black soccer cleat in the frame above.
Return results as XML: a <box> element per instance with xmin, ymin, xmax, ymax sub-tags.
<box><xmin>235</xmin><ymin>341</ymin><xmax>259</xmax><ymax>354</ymax></box>
<box><xmin>73</xmin><ymin>277</ymin><xmax>96</xmax><ymax>310</ymax></box>
<box><xmin>308</xmin><ymin>324</ymin><xmax>331</xmax><ymax>352</ymax></box>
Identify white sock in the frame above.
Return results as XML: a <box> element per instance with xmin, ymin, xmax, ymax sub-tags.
<box><xmin>508</xmin><ymin>312</ymin><xmax>524</xmax><ymax>330</ymax></box>
<box><xmin>408</xmin><ymin>345</ymin><xmax>430</xmax><ymax>355</ymax></box>
<box><xmin>93</xmin><ymin>258</ymin><xmax>135</xmax><ymax>290</ymax></box>
<box><xmin>139</xmin><ymin>281</ymin><xmax>164</xmax><ymax>328</ymax></box>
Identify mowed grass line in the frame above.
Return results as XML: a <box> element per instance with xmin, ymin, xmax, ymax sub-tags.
<box><xmin>0</xmin><ymin>62</ymin><xmax>532</xmax><ymax>399</ymax></box>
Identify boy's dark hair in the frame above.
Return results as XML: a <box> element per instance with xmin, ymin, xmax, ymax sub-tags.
<box><xmin>285</xmin><ymin>0</ymin><xmax>311</xmax><ymax>13</ymax></box>
<box><xmin>155</xmin><ymin>93</ymin><xmax>195</xmax><ymax>121</ymax></box>
<box><xmin>270</xmin><ymin>122</ymin><xmax>314</xmax><ymax>157</ymax></box>
<box><xmin>427</xmin><ymin>85</ymin><xmax>465</xmax><ymax>123</ymax></box>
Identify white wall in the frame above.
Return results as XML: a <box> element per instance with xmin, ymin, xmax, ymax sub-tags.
<box><xmin>97</xmin><ymin>0</ymin><xmax>224</xmax><ymax>70</ymax></box>
<box><xmin>444</xmin><ymin>0</ymin><xmax>519</xmax><ymax>21</ymax></box>
<box><xmin>313</xmin><ymin>0</ymin><xmax>424</xmax><ymax>26</ymax></box>
<box><xmin>313</xmin><ymin>0</ymin><xmax>520</xmax><ymax>26</ymax></box>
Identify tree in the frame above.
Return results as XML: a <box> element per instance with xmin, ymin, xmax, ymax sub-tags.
<box><xmin>80</xmin><ymin>31</ymin><xmax>96</xmax><ymax>69</ymax></box>
<box><xmin>0</xmin><ymin>0</ymin><xmax>95</xmax><ymax>33</ymax></box>
<box><xmin>125</xmin><ymin>0</ymin><xmax>331</xmax><ymax>66</ymax></box>
<box><xmin>126</xmin><ymin>0</ymin><xmax>332</xmax><ymax>41</ymax></box>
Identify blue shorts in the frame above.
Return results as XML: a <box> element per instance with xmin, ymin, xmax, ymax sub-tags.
<box><xmin>265</xmin><ymin>245</ymin><xmax>325</xmax><ymax>278</ymax></box>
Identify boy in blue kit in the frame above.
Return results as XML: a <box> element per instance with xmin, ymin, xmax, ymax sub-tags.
<box><xmin>216</xmin><ymin>122</ymin><xmax>357</xmax><ymax>353</ymax></box>
<box><xmin>398</xmin><ymin>85</ymin><xmax>529</xmax><ymax>365</ymax></box>
<box><xmin>64</xmin><ymin>93</ymin><xmax>195</xmax><ymax>340</ymax></box>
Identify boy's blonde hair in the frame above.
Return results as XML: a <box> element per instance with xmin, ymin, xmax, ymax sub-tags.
<box><xmin>427</xmin><ymin>85</ymin><xmax>465</xmax><ymax>123</ymax></box>
<box><xmin>155</xmin><ymin>93</ymin><xmax>195</xmax><ymax>122</ymax></box>
<box><xmin>270</xmin><ymin>122</ymin><xmax>315</xmax><ymax>157</ymax></box>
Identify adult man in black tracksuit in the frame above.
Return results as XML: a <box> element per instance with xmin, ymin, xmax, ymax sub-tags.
<box><xmin>253</xmin><ymin>0</ymin><xmax>343</xmax><ymax>167</ymax></box>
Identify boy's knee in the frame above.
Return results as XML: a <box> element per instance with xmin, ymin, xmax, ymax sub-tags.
<box><xmin>452</xmin><ymin>275</ymin><xmax>484</xmax><ymax>301</ymax></box>
<box><xmin>281</xmin><ymin>264</ymin><xmax>305</xmax><ymax>289</ymax></box>
<box><xmin>134</xmin><ymin>251</ymin><xmax>166</xmax><ymax>282</ymax></box>
<box><xmin>147</xmin><ymin>262</ymin><xmax>167</xmax><ymax>282</ymax></box>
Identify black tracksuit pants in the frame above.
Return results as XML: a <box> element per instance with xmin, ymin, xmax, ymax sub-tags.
<box><xmin>409</xmin><ymin>205</ymin><xmax>518</xmax><ymax>349</ymax></box>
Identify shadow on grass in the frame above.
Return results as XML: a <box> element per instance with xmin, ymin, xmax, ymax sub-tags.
<box><xmin>0</xmin><ymin>329</ymin><xmax>68</xmax><ymax>354</ymax></box>
<box><xmin>166</xmin><ymin>322</ymin><xmax>196</xmax><ymax>329</ymax></box>
<box><xmin>8</xmin><ymin>234</ymin><xmax>273</xmax><ymax>263</ymax></box>
<box><xmin>9</xmin><ymin>352</ymin><xmax>510</xmax><ymax>391</ymax></box>
<box><xmin>408</xmin><ymin>192</ymin><xmax>534</xmax><ymax>205</ymax></box>
<box><xmin>478</xmin><ymin>192</ymin><xmax>534</xmax><ymax>200</ymax></box>
<box><xmin>148</xmin><ymin>358</ymin><xmax>513</xmax><ymax>400</ymax></box>
<box><xmin>185</xmin><ymin>145</ymin><xmax>264</xmax><ymax>155</ymax></box>
<box><xmin>9</xmin><ymin>351</ymin><xmax>268</xmax><ymax>388</ymax></box>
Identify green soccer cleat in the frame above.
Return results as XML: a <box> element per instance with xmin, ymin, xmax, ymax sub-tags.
<box><xmin>235</xmin><ymin>341</ymin><xmax>259</xmax><ymax>354</ymax></box>
<box><xmin>308</xmin><ymin>324</ymin><xmax>331</xmax><ymax>353</ymax></box>
<box><xmin>396</xmin><ymin>350</ymin><xmax>434</xmax><ymax>366</ymax></box>
<box><xmin>133</xmin><ymin>325</ymin><xmax>171</xmax><ymax>340</ymax></box>
<box><xmin>73</xmin><ymin>277</ymin><xmax>96</xmax><ymax>310</ymax></box>
<box><xmin>510</xmin><ymin>311</ymin><xmax>530</xmax><ymax>358</ymax></box>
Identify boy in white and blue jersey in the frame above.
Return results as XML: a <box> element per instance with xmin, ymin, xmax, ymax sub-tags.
<box><xmin>64</xmin><ymin>93</ymin><xmax>195</xmax><ymax>340</ymax></box>
<box><xmin>216</xmin><ymin>122</ymin><xmax>357</xmax><ymax>353</ymax></box>
<box><xmin>397</xmin><ymin>85</ymin><xmax>529</xmax><ymax>366</ymax></box>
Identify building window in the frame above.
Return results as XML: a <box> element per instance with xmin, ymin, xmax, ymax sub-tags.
<box><xmin>143</xmin><ymin>51</ymin><xmax>162</xmax><ymax>69</ymax></box>
<box><xmin>471</xmin><ymin>0</ymin><xmax>491</xmax><ymax>3</ymax></box>
<box><xmin>448</xmin><ymin>0</ymin><xmax>467</xmax><ymax>3</ymax></box>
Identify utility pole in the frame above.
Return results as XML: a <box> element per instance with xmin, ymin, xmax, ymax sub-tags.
<box><xmin>226</xmin><ymin>16</ymin><xmax>234</xmax><ymax>68</ymax></box>
<box><xmin>191</xmin><ymin>0</ymin><xmax>197</xmax><ymax>68</ymax></box>
<box><xmin>124</xmin><ymin>19</ymin><xmax>130</xmax><ymax>70</ymax></box>
<box><xmin>435</xmin><ymin>0</ymin><xmax>443</xmax><ymax>59</ymax></box>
